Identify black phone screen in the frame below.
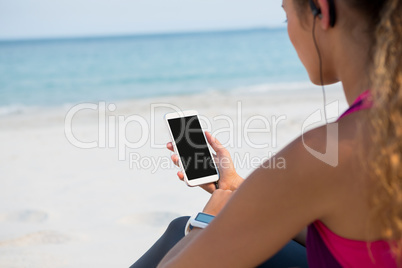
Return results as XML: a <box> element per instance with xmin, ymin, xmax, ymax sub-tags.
<box><xmin>168</xmin><ymin>115</ymin><xmax>217</xmax><ymax>180</ymax></box>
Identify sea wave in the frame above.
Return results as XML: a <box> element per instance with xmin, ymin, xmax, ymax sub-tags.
<box><xmin>0</xmin><ymin>105</ymin><xmax>34</xmax><ymax>116</ymax></box>
<box><xmin>0</xmin><ymin>81</ymin><xmax>343</xmax><ymax>116</ymax></box>
<box><xmin>230</xmin><ymin>81</ymin><xmax>342</xmax><ymax>95</ymax></box>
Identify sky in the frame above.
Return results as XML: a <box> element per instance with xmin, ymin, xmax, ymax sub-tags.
<box><xmin>0</xmin><ymin>0</ymin><xmax>285</xmax><ymax>40</ymax></box>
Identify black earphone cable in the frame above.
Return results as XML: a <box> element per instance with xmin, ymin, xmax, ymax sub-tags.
<box><xmin>312</xmin><ymin>15</ymin><xmax>328</xmax><ymax>125</ymax></box>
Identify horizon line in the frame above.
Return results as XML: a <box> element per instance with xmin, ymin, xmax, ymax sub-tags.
<box><xmin>0</xmin><ymin>26</ymin><xmax>287</xmax><ymax>43</ymax></box>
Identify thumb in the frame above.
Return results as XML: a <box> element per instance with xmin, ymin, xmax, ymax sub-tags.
<box><xmin>205</xmin><ymin>131</ymin><xmax>224</xmax><ymax>154</ymax></box>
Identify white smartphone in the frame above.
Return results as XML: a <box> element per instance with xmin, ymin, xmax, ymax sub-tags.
<box><xmin>165</xmin><ymin>110</ymin><xmax>219</xmax><ymax>187</ymax></box>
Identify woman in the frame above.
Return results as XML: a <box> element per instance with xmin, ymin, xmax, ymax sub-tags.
<box><xmin>132</xmin><ymin>0</ymin><xmax>402</xmax><ymax>267</ymax></box>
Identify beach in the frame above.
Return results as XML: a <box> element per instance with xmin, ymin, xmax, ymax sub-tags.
<box><xmin>0</xmin><ymin>83</ymin><xmax>348</xmax><ymax>267</ymax></box>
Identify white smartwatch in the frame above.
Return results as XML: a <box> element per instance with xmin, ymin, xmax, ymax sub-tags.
<box><xmin>184</xmin><ymin>212</ymin><xmax>215</xmax><ymax>235</ymax></box>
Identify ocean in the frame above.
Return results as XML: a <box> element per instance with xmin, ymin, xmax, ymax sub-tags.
<box><xmin>0</xmin><ymin>28</ymin><xmax>309</xmax><ymax>115</ymax></box>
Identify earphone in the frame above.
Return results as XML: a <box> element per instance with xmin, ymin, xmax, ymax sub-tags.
<box><xmin>309</xmin><ymin>0</ymin><xmax>336</xmax><ymax>27</ymax></box>
<box><xmin>309</xmin><ymin>0</ymin><xmax>337</xmax><ymax>124</ymax></box>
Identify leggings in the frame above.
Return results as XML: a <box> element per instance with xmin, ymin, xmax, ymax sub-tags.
<box><xmin>130</xmin><ymin>216</ymin><xmax>308</xmax><ymax>268</ymax></box>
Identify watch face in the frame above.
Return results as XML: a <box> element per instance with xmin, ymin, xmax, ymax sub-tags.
<box><xmin>195</xmin><ymin>213</ymin><xmax>215</xmax><ymax>224</ymax></box>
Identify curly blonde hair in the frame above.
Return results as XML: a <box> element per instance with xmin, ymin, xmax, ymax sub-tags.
<box><xmin>369</xmin><ymin>0</ymin><xmax>402</xmax><ymax>262</ymax></box>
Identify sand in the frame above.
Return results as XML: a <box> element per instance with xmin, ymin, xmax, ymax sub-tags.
<box><xmin>0</xmin><ymin>83</ymin><xmax>347</xmax><ymax>267</ymax></box>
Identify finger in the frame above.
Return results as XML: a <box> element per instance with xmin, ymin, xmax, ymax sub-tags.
<box><xmin>166</xmin><ymin>142</ymin><xmax>174</xmax><ymax>152</ymax></box>
<box><xmin>171</xmin><ymin>154</ymin><xmax>180</xmax><ymax>166</ymax></box>
<box><xmin>200</xmin><ymin>183</ymin><xmax>215</xmax><ymax>194</ymax></box>
<box><xmin>205</xmin><ymin>131</ymin><xmax>224</xmax><ymax>153</ymax></box>
<box><xmin>177</xmin><ymin>171</ymin><xmax>184</xmax><ymax>180</ymax></box>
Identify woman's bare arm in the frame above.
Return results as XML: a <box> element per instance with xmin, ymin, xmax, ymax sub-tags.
<box><xmin>159</xmin><ymin>124</ymin><xmax>343</xmax><ymax>267</ymax></box>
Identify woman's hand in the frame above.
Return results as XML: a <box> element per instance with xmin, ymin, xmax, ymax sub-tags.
<box><xmin>203</xmin><ymin>189</ymin><xmax>233</xmax><ymax>216</ymax></box>
<box><xmin>166</xmin><ymin>131</ymin><xmax>244</xmax><ymax>193</ymax></box>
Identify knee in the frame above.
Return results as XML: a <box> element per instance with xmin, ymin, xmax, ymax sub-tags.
<box><xmin>166</xmin><ymin>216</ymin><xmax>190</xmax><ymax>234</ymax></box>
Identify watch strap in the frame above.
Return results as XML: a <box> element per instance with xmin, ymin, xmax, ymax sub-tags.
<box><xmin>184</xmin><ymin>212</ymin><xmax>215</xmax><ymax>235</ymax></box>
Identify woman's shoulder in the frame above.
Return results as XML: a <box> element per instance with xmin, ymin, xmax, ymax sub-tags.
<box><xmin>298</xmin><ymin>110</ymin><xmax>370</xmax><ymax>169</ymax></box>
<box><xmin>283</xmin><ymin>115</ymin><xmax>373</xmax><ymax>238</ymax></box>
<box><xmin>272</xmin><ymin>117</ymin><xmax>368</xmax><ymax>205</ymax></box>
<box><xmin>281</xmin><ymin>117</ymin><xmax>362</xmax><ymax>174</ymax></box>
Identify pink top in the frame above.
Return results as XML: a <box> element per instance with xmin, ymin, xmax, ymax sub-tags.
<box><xmin>338</xmin><ymin>90</ymin><xmax>372</xmax><ymax>119</ymax></box>
<box><xmin>313</xmin><ymin>220</ymin><xmax>397</xmax><ymax>267</ymax></box>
